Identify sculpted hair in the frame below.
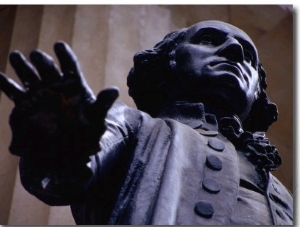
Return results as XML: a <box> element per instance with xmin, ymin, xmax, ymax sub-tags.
<box><xmin>242</xmin><ymin>64</ymin><xmax>278</xmax><ymax>132</ymax></box>
<box><xmin>127</xmin><ymin>29</ymin><xmax>278</xmax><ymax>133</ymax></box>
<box><xmin>127</xmin><ymin>29</ymin><xmax>187</xmax><ymax>116</ymax></box>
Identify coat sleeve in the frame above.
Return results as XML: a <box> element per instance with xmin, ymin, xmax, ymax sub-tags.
<box><xmin>19</xmin><ymin>101</ymin><xmax>142</xmax><ymax>206</ymax></box>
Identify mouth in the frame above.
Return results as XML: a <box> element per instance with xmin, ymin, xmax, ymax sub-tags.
<box><xmin>209</xmin><ymin>61</ymin><xmax>242</xmax><ymax>73</ymax></box>
<box><xmin>208</xmin><ymin>61</ymin><xmax>248</xmax><ymax>85</ymax></box>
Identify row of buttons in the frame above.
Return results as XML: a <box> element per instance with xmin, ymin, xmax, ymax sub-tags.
<box><xmin>195</xmin><ymin>128</ymin><xmax>293</xmax><ymax>224</ymax></box>
<box><xmin>194</xmin><ymin>129</ymin><xmax>225</xmax><ymax>219</ymax></box>
<box><xmin>194</xmin><ymin>127</ymin><xmax>293</xmax><ymax>224</ymax></box>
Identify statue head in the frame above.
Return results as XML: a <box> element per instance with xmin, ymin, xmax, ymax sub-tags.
<box><xmin>127</xmin><ymin>20</ymin><xmax>278</xmax><ymax>132</ymax></box>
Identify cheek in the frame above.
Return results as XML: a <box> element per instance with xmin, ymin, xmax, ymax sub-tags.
<box><xmin>175</xmin><ymin>45</ymin><xmax>209</xmax><ymax>73</ymax></box>
<box><xmin>175</xmin><ymin>47</ymin><xmax>195</xmax><ymax>73</ymax></box>
<box><xmin>243</xmin><ymin>62</ymin><xmax>259</xmax><ymax>95</ymax></box>
<box><xmin>248</xmin><ymin>70</ymin><xmax>259</xmax><ymax>95</ymax></box>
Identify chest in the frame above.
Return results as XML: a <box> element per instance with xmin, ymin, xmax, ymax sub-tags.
<box><xmin>144</xmin><ymin>121</ymin><xmax>292</xmax><ymax>225</ymax></box>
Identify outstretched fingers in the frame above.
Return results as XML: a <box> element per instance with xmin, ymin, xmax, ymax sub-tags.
<box><xmin>0</xmin><ymin>73</ymin><xmax>26</xmax><ymax>103</ymax></box>
<box><xmin>30</xmin><ymin>50</ymin><xmax>61</xmax><ymax>84</ymax></box>
<box><xmin>9</xmin><ymin>51</ymin><xmax>40</xmax><ymax>91</ymax></box>
<box><xmin>54</xmin><ymin>41</ymin><xmax>84</xmax><ymax>80</ymax></box>
<box><xmin>54</xmin><ymin>41</ymin><xmax>94</xmax><ymax>97</ymax></box>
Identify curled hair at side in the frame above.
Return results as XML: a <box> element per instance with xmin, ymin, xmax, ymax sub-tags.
<box><xmin>127</xmin><ymin>29</ymin><xmax>186</xmax><ymax>117</ymax></box>
<box><xmin>243</xmin><ymin>63</ymin><xmax>278</xmax><ymax>132</ymax></box>
<box><xmin>127</xmin><ymin>30</ymin><xmax>278</xmax><ymax>132</ymax></box>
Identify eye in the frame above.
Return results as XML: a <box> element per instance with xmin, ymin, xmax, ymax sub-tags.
<box><xmin>191</xmin><ymin>30</ymin><xmax>225</xmax><ymax>46</ymax></box>
<box><xmin>199</xmin><ymin>35</ymin><xmax>215</xmax><ymax>45</ymax></box>
<box><xmin>244</xmin><ymin>50</ymin><xmax>253</xmax><ymax>63</ymax></box>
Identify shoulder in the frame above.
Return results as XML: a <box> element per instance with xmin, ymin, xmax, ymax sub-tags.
<box><xmin>106</xmin><ymin>101</ymin><xmax>166</xmax><ymax>133</ymax></box>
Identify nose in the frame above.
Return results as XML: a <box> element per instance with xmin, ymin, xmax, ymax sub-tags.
<box><xmin>217</xmin><ymin>37</ymin><xmax>244</xmax><ymax>63</ymax></box>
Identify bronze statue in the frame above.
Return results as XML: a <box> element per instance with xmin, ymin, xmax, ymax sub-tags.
<box><xmin>0</xmin><ymin>20</ymin><xmax>293</xmax><ymax>225</ymax></box>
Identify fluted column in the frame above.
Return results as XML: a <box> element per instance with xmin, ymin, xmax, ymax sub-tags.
<box><xmin>0</xmin><ymin>5</ymin><xmax>44</xmax><ymax>224</ymax></box>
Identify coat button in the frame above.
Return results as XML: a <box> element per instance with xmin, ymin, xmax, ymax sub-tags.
<box><xmin>208</xmin><ymin>138</ymin><xmax>225</xmax><ymax>151</ymax></box>
<box><xmin>194</xmin><ymin>201</ymin><xmax>214</xmax><ymax>218</ymax></box>
<box><xmin>202</xmin><ymin>178</ymin><xmax>221</xmax><ymax>193</ymax></box>
<box><xmin>192</xmin><ymin>120</ymin><xmax>204</xmax><ymax>129</ymax></box>
<box><xmin>200</xmin><ymin>122</ymin><xmax>214</xmax><ymax>131</ymax></box>
<box><xmin>196</xmin><ymin>128</ymin><xmax>218</xmax><ymax>136</ymax></box>
<box><xmin>206</xmin><ymin>155</ymin><xmax>222</xmax><ymax>171</ymax></box>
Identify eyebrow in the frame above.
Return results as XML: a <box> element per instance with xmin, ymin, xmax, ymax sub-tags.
<box><xmin>190</xmin><ymin>27</ymin><xmax>227</xmax><ymax>42</ymax></box>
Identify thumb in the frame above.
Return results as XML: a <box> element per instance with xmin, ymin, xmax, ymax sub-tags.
<box><xmin>94</xmin><ymin>86</ymin><xmax>119</xmax><ymax>116</ymax></box>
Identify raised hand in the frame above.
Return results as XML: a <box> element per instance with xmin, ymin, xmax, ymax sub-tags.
<box><xmin>0</xmin><ymin>42</ymin><xmax>119</xmax><ymax>164</ymax></box>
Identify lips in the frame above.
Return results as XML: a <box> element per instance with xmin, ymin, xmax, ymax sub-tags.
<box><xmin>208</xmin><ymin>61</ymin><xmax>248</xmax><ymax>84</ymax></box>
<box><xmin>209</xmin><ymin>61</ymin><xmax>242</xmax><ymax>72</ymax></box>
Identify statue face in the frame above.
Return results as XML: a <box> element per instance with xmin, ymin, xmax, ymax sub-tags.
<box><xmin>173</xmin><ymin>21</ymin><xmax>260</xmax><ymax>120</ymax></box>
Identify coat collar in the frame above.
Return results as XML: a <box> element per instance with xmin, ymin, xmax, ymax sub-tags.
<box><xmin>157</xmin><ymin>101</ymin><xmax>218</xmax><ymax>130</ymax></box>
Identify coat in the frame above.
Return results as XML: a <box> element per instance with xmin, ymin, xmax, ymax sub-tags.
<box><xmin>19</xmin><ymin>101</ymin><xmax>293</xmax><ymax>225</ymax></box>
